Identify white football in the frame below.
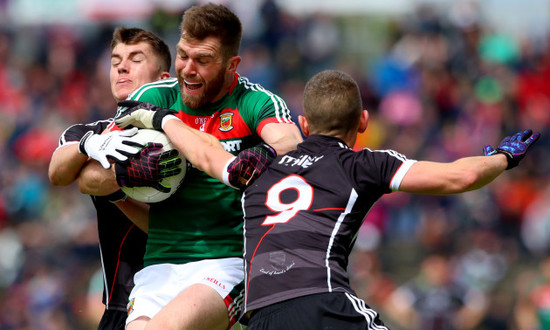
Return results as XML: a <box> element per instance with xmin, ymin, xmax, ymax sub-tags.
<box><xmin>121</xmin><ymin>129</ymin><xmax>186</xmax><ymax>203</ymax></box>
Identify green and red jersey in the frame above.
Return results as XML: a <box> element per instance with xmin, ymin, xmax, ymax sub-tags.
<box><xmin>122</xmin><ymin>74</ymin><xmax>294</xmax><ymax>266</ymax></box>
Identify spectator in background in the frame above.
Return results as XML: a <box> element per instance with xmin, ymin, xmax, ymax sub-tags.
<box><xmin>386</xmin><ymin>253</ymin><xmax>488</xmax><ymax>330</ymax></box>
<box><xmin>514</xmin><ymin>256</ymin><xmax>550</xmax><ymax>330</ymax></box>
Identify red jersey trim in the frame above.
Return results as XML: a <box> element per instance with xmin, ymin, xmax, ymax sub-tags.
<box><xmin>256</xmin><ymin>117</ymin><xmax>293</xmax><ymax>136</ymax></box>
<box><xmin>228</xmin><ymin>73</ymin><xmax>239</xmax><ymax>96</ymax></box>
<box><xmin>107</xmin><ymin>122</ymin><xmax>123</xmax><ymax>132</ymax></box>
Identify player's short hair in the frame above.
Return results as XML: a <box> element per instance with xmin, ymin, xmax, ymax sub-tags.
<box><xmin>110</xmin><ymin>27</ymin><xmax>171</xmax><ymax>73</ymax></box>
<box><xmin>180</xmin><ymin>3</ymin><xmax>242</xmax><ymax>61</ymax></box>
<box><xmin>303</xmin><ymin>70</ymin><xmax>363</xmax><ymax>136</ymax></box>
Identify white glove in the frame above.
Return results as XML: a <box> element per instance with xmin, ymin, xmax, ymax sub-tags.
<box><xmin>78</xmin><ymin>127</ymin><xmax>142</xmax><ymax>169</ymax></box>
<box><xmin>116</xmin><ymin>109</ymin><xmax>156</xmax><ymax>129</ymax></box>
<box><xmin>116</xmin><ymin>100</ymin><xmax>179</xmax><ymax>130</ymax></box>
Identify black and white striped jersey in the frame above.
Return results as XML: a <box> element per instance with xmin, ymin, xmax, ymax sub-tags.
<box><xmin>57</xmin><ymin>120</ymin><xmax>147</xmax><ymax>311</ymax></box>
<box><xmin>242</xmin><ymin>134</ymin><xmax>416</xmax><ymax>312</ymax></box>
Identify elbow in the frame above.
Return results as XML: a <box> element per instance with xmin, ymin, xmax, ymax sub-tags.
<box><xmin>76</xmin><ymin>176</ymin><xmax>92</xmax><ymax>194</ymax></box>
<box><xmin>48</xmin><ymin>171</ymin><xmax>61</xmax><ymax>186</ymax></box>
<box><xmin>48</xmin><ymin>169</ymin><xmax>70</xmax><ymax>186</ymax></box>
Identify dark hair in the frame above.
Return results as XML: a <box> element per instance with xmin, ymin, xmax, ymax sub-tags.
<box><xmin>303</xmin><ymin>70</ymin><xmax>363</xmax><ymax>136</ymax></box>
<box><xmin>180</xmin><ymin>3</ymin><xmax>242</xmax><ymax>60</ymax></box>
<box><xmin>110</xmin><ymin>27</ymin><xmax>171</xmax><ymax>72</ymax></box>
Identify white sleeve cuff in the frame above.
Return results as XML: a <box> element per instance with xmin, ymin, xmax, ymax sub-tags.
<box><xmin>390</xmin><ymin>159</ymin><xmax>417</xmax><ymax>191</ymax></box>
<box><xmin>222</xmin><ymin>156</ymin><xmax>238</xmax><ymax>189</ymax></box>
<box><xmin>161</xmin><ymin>114</ymin><xmax>181</xmax><ymax>130</ymax></box>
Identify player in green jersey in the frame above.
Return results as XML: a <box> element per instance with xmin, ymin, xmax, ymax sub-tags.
<box><xmin>80</xmin><ymin>3</ymin><xmax>302</xmax><ymax>330</ymax></box>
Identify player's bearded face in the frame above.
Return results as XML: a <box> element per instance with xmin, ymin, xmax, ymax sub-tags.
<box><xmin>178</xmin><ymin>64</ymin><xmax>225</xmax><ymax>109</ymax></box>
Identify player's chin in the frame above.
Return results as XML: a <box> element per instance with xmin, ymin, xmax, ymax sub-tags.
<box><xmin>113</xmin><ymin>87</ymin><xmax>133</xmax><ymax>102</ymax></box>
<box><xmin>181</xmin><ymin>91</ymin><xmax>207</xmax><ymax>109</ymax></box>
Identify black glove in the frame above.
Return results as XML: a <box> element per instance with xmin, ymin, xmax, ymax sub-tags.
<box><xmin>227</xmin><ymin>143</ymin><xmax>277</xmax><ymax>189</ymax></box>
<box><xmin>115</xmin><ymin>142</ymin><xmax>182</xmax><ymax>193</ymax></box>
<box><xmin>483</xmin><ymin>129</ymin><xmax>540</xmax><ymax>169</ymax></box>
<box><xmin>116</xmin><ymin>100</ymin><xmax>178</xmax><ymax>130</ymax></box>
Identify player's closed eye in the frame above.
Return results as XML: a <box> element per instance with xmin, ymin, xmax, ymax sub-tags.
<box><xmin>131</xmin><ymin>55</ymin><xmax>145</xmax><ymax>63</ymax></box>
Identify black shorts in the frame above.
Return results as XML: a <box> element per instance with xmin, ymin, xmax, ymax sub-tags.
<box><xmin>247</xmin><ymin>292</ymin><xmax>387</xmax><ymax>330</ymax></box>
<box><xmin>98</xmin><ymin>309</ymin><xmax>127</xmax><ymax>330</ymax></box>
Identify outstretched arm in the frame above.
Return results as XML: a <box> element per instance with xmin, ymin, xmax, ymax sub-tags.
<box><xmin>399</xmin><ymin>129</ymin><xmax>540</xmax><ymax>194</ymax></box>
<box><xmin>399</xmin><ymin>154</ymin><xmax>508</xmax><ymax>194</ymax></box>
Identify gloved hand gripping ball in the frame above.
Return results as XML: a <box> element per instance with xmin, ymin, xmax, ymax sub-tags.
<box><xmin>114</xmin><ymin>129</ymin><xmax>187</xmax><ymax>203</ymax></box>
<box><xmin>115</xmin><ymin>142</ymin><xmax>182</xmax><ymax>193</ymax></box>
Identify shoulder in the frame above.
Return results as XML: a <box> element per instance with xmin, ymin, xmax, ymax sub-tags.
<box><xmin>348</xmin><ymin>147</ymin><xmax>412</xmax><ymax>173</ymax></box>
<box><xmin>235</xmin><ymin>75</ymin><xmax>285</xmax><ymax>107</ymax></box>
<box><xmin>127</xmin><ymin>78</ymin><xmax>179</xmax><ymax>104</ymax></box>
<box><xmin>357</xmin><ymin>147</ymin><xmax>409</xmax><ymax>162</ymax></box>
<box><xmin>234</xmin><ymin>75</ymin><xmax>292</xmax><ymax>125</ymax></box>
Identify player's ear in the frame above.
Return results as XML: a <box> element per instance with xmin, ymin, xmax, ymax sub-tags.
<box><xmin>358</xmin><ymin>110</ymin><xmax>369</xmax><ymax>133</ymax></box>
<box><xmin>226</xmin><ymin>56</ymin><xmax>241</xmax><ymax>74</ymax></box>
<box><xmin>160</xmin><ymin>71</ymin><xmax>170</xmax><ymax>79</ymax></box>
<box><xmin>298</xmin><ymin>115</ymin><xmax>310</xmax><ymax>137</ymax></box>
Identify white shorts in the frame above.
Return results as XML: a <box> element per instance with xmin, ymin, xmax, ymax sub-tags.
<box><xmin>126</xmin><ymin>257</ymin><xmax>245</xmax><ymax>326</ymax></box>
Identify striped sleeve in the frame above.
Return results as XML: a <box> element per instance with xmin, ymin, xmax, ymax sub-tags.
<box><xmin>238</xmin><ymin>76</ymin><xmax>294</xmax><ymax>135</ymax></box>
<box><xmin>115</xmin><ymin>78</ymin><xmax>179</xmax><ymax>118</ymax></box>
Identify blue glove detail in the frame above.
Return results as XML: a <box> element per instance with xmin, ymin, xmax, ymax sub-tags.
<box><xmin>483</xmin><ymin>145</ymin><xmax>497</xmax><ymax>156</ymax></box>
<box><xmin>485</xmin><ymin>129</ymin><xmax>540</xmax><ymax>169</ymax></box>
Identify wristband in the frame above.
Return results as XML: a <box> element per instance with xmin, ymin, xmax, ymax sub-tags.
<box><xmin>222</xmin><ymin>156</ymin><xmax>238</xmax><ymax>189</ymax></box>
<box><xmin>161</xmin><ymin>114</ymin><xmax>181</xmax><ymax>130</ymax></box>
<box><xmin>78</xmin><ymin>131</ymin><xmax>94</xmax><ymax>156</ymax></box>
<box><xmin>106</xmin><ymin>189</ymin><xmax>127</xmax><ymax>203</ymax></box>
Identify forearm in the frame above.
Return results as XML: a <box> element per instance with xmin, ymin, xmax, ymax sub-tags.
<box><xmin>399</xmin><ymin>154</ymin><xmax>508</xmax><ymax>194</ymax></box>
<box><xmin>114</xmin><ymin>198</ymin><xmax>149</xmax><ymax>233</ymax></box>
<box><xmin>456</xmin><ymin>154</ymin><xmax>508</xmax><ymax>191</ymax></box>
<box><xmin>77</xmin><ymin>160</ymin><xmax>120</xmax><ymax>196</ymax></box>
<box><xmin>163</xmin><ymin>118</ymin><xmax>234</xmax><ymax>182</ymax></box>
<box><xmin>48</xmin><ymin>144</ymin><xmax>88</xmax><ymax>186</ymax></box>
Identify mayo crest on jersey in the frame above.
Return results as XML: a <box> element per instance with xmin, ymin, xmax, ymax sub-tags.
<box><xmin>126</xmin><ymin>74</ymin><xmax>294</xmax><ymax>266</ymax></box>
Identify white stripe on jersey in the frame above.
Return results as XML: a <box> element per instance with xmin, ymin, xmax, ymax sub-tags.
<box><xmin>117</xmin><ymin>78</ymin><xmax>179</xmax><ymax>118</ymax></box>
<box><xmin>241</xmin><ymin>193</ymin><xmax>250</xmax><ymax>310</ymax></box>
<box><xmin>227</xmin><ymin>285</ymin><xmax>245</xmax><ymax>324</ymax></box>
<box><xmin>97</xmin><ymin>242</ymin><xmax>110</xmax><ymax>309</ymax></box>
<box><xmin>364</xmin><ymin>148</ymin><xmax>409</xmax><ymax>163</ymax></box>
<box><xmin>345</xmin><ymin>292</ymin><xmax>389</xmax><ymax>330</ymax></box>
<box><xmin>239</xmin><ymin>76</ymin><xmax>293</xmax><ymax>124</ymax></box>
<box><xmin>326</xmin><ymin>189</ymin><xmax>358</xmax><ymax>291</ymax></box>
<box><xmin>128</xmin><ymin>77</ymin><xmax>179</xmax><ymax>101</ymax></box>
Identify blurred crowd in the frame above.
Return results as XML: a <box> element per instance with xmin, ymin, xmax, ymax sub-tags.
<box><xmin>0</xmin><ymin>0</ymin><xmax>549</xmax><ymax>329</ymax></box>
